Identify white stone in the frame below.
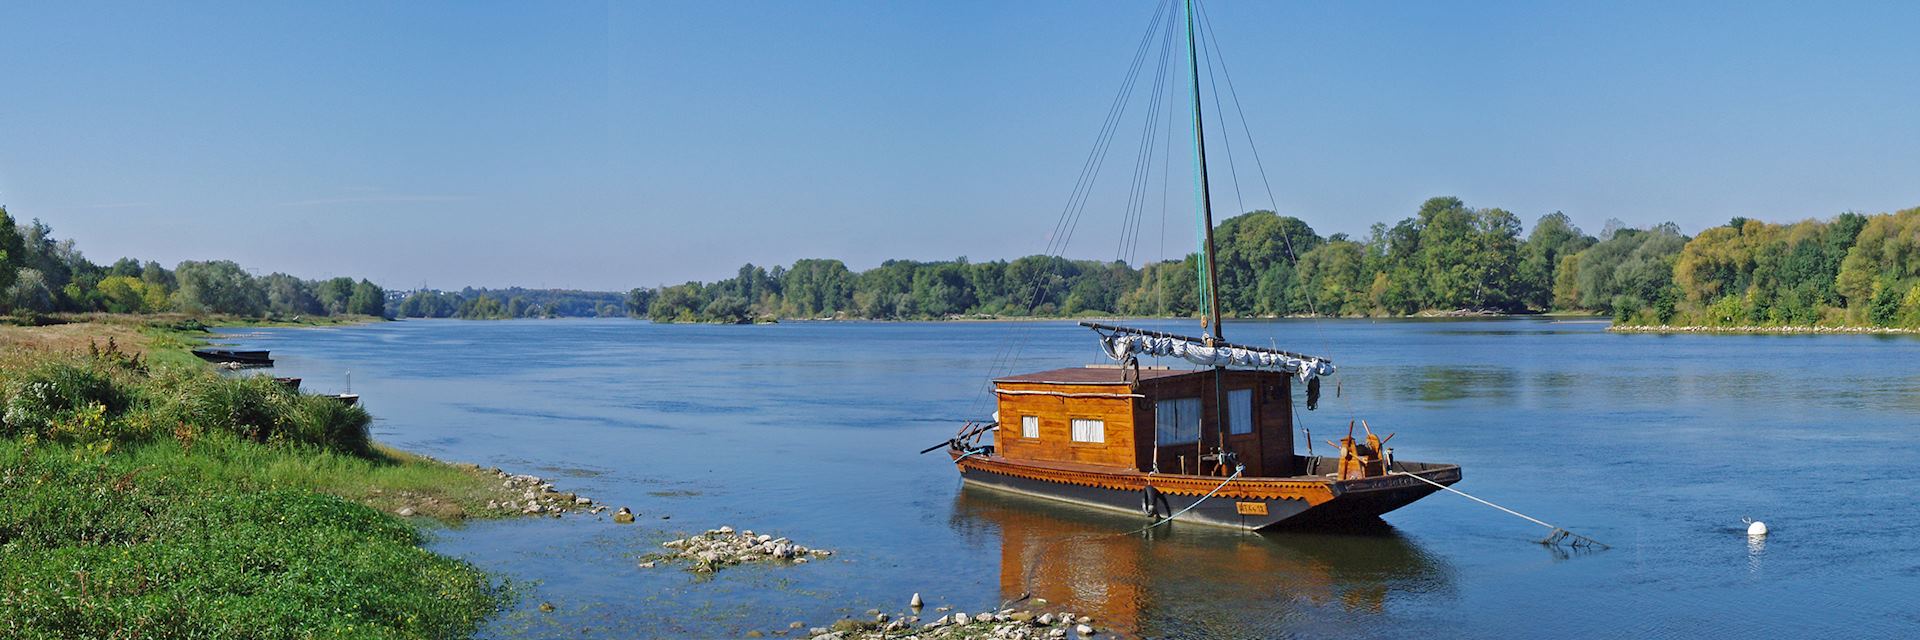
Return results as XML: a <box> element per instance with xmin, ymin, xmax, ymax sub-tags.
<box><xmin>910</xmin><ymin>592</ymin><xmax>924</xmax><ymax>608</ymax></box>
<box><xmin>954</xmin><ymin>613</ymin><xmax>970</xmax><ymax>625</ymax></box>
<box><xmin>1076</xmin><ymin>624</ymin><xmax>1095</xmax><ymax>636</ymax></box>
<box><xmin>1038</xmin><ymin>614</ymin><xmax>1055</xmax><ymax>625</ymax></box>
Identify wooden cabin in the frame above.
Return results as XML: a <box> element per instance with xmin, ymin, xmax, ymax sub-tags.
<box><xmin>992</xmin><ymin>365</ymin><xmax>1297</xmax><ymax>478</ymax></box>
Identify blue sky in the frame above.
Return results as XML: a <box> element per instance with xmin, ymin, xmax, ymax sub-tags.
<box><xmin>2</xmin><ymin>1</ymin><xmax>1916</xmax><ymax>290</ymax></box>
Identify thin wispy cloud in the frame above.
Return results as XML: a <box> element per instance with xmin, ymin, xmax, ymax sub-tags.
<box><xmin>77</xmin><ymin>202</ymin><xmax>156</xmax><ymax>209</ymax></box>
<box><xmin>273</xmin><ymin>195</ymin><xmax>472</xmax><ymax>207</ymax></box>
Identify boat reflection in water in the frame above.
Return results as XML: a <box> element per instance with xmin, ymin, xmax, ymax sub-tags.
<box><xmin>952</xmin><ymin>485</ymin><xmax>1453</xmax><ymax>637</ymax></box>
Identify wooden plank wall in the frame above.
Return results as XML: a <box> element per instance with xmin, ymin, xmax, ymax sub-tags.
<box><xmin>1132</xmin><ymin>371</ymin><xmax>1294</xmax><ymax>477</ymax></box>
<box><xmin>994</xmin><ymin>382</ymin><xmax>1137</xmax><ymax>468</ymax></box>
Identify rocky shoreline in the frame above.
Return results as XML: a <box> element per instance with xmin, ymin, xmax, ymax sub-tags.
<box><xmin>479</xmin><ymin>468</ymin><xmax>601</xmax><ymax>517</ymax></box>
<box><xmin>1609</xmin><ymin>324</ymin><xmax>1920</xmax><ymax>335</ymax></box>
<box><xmin>639</xmin><ymin>526</ymin><xmax>835</xmax><ymax>572</ymax></box>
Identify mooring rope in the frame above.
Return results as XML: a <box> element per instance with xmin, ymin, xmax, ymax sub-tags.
<box><xmin>1393</xmin><ymin>471</ymin><xmax>1609</xmax><ymax>549</ymax></box>
<box><xmin>1129</xmin><ymin>464</ymin><xmax>1242</xmax><ymax>534</ymax></box>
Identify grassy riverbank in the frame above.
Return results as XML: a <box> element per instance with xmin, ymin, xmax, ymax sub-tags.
<box><xmin>0</xmin><ymin>320</ymin><xmax>527</xmax><ymax>637</ymax></box>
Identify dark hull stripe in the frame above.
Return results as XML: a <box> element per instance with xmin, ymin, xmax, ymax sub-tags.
<box><xmin>959</xmin><ymin>464</ymin><xmax>1451</xmax><ymax>531</ymax></box>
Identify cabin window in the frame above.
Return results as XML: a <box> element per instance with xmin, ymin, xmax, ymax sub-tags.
<box><xmin>1070</xmin><ymin>418</ymin><xmax>1105</xmax><ymax>443</ymax></box>
<box><xmin>1021</xmin><ymin>415</ymin><xmax>1039</xmax><ymax>439</ymax></box>
<box><xmin>1228</xmin><ymin>389</ymin><xmax>1253</xmax><ymax>435</ymax></box>
<box><xmin>1154</xmin><ymin>397</ymin><xmax>1201</xmax><ymax>444</ymax></box>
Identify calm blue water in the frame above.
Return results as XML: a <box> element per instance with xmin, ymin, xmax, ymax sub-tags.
<box><xmin>221</xmin><ymin>318</ymin><xmax>1920</xmax><ymax>638</ymax></box>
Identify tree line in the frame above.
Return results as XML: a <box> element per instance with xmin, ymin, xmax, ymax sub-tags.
<box><xmin>392</xmin><ymin>287</ymin><xmax>625</xmax><ymax>320</ymax></box>
<box><xmin>0</xmin><ymin>207</ymin><xmax>387</xmax><ymax>319</ymax></box>
<box><xmin>627</xmin><ymin>196</ymin><xmax>1920</xmax><ymax>329</ymax></box>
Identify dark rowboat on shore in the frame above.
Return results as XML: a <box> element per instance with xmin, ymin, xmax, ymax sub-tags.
<box><xmin>192</xmin><ymin>349</ymin><xmax>273</xmax><ymax>367</ymax></box>
<box><xmin>942</xmin><ymin>0</ymin><xmax>1460</xmax><ymax>531</ymax></box>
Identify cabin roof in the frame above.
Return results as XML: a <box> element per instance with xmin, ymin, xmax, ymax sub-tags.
<box><xmin>994</xmin><ymin>366</ymin><xmax>1197</xmax><ymax>386</ymax></box>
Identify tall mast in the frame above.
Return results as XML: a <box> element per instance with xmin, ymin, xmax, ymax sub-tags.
<box><xmin>1183</xmin><ymin>0</ymin><xmax>1224</xmax><ymax>345</ymax></box>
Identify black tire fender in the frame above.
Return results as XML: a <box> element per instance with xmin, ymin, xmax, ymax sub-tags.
<box><xmin>1141</xmin><ymin>485</ymin><xmax>1165</xmax><ymax>518</ymax></box>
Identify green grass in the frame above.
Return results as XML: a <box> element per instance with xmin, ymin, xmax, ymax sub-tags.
<box><xmin>0</xmin><ymin>439</ymin><xmax>503</xmax><ymax>638</ymax></box>
<box><xmin>0</xmin><ymin>332</ymin><xmax>526</xmax><ymax>637</ymax></box>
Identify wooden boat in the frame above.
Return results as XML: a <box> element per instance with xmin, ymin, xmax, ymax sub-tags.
<box><xmin>191</xmin><ymin>348</ymin><xmax>273</xmax><ymax>367</ymax></box>
<box><xmin>947</xmin><ymin>351</ymin><xmax>1460</xmax><ymax>530</ymax></box>
<box><xmin>944</xmin><ymin>0</ymin><xmax>1460</xmax><ymax>530</ymax></box>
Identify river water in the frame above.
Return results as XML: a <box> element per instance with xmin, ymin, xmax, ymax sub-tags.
<box><xmin>222</xmin><ymin>317</ymin><xmax>1920</xmax><ymax>638</ymax></box>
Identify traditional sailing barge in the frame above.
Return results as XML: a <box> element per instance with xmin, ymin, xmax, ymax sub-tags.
<box><xmin>945</xmin><ymin>0</ymin><xmax>1459</xmax><ymax>530</ymax></box>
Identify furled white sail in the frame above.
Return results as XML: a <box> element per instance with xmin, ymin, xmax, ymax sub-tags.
<box><xmin>1101</xmin><ymin>334</ymin><xmax>1335</xmax><ymax>379</ymax></box>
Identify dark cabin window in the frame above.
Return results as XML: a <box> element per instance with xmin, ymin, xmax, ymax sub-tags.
<box><xmin>1154</xmin><ymin>397</ymin><xmax>1201</xmax><ymax>444</ymax></box>
<box><xmin>1228</xmin><ymin>388</ymin><xmax>1253</xmax><ymax>435</ymax></box>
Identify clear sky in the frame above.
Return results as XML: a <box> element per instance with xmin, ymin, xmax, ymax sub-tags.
<box><xmin>2</xmin><ymin>1</ymin><xmax>1916</xmax><ymax>291</ymax></box>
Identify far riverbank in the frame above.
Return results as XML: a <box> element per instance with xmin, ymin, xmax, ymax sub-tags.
<box><xmin>1609</xmin><ymin>324</ymin><xmax>1920</xmax><ymax>335</ymax></box>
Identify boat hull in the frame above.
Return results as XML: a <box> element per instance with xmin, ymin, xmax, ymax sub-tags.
<box><xmin>954</xmin><ymin>453</ymin><xmax>1460</xmax><ymax>531</ymax></box>
<box><xmin>191</xmin><ymin>349</ymin><xmax>273</xmax><ymax>366</ymax></box>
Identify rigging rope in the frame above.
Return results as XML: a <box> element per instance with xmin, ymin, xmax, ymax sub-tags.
<box><xmin>965</xmin><ymin>0</ymin><xmax>1177</xmax><ymax>422</ymax></box>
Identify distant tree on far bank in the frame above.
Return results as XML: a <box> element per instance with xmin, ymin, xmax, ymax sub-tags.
<box><xmin>0</xmin><ymin>209</ymin><xmax>393</xmax><ymax>320</ymax></box>
<box><xmin>618</xmin><ymin>198</ymin><xmax>1920</xmax><ymax>329</ymax></box>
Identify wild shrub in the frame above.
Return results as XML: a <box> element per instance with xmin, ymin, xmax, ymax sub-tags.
<box><xmin>0</xmin><ymin>356</ymin><xmax>140</xmax><ymax>443</ymax></box>
<box><xmin>1</xmin><ymin>354</ymin><xmax>374</xmax><ymax>457</ymax></box>
<box><xmin>288</xmin><ymin>393</ymin><xmax>374</xmax><ymax>456</ymax></box>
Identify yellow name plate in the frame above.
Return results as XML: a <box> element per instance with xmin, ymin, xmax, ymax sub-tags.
<box><xmin>1235</xmin><ymin>501</ymin><xmax>1268</xmax><ymax>516</ymax></box>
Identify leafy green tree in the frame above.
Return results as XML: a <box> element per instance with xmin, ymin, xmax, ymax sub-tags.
<box><xmin>647</xmin><ymin>283</ymin><xmax>707</xmax><ymax>322</ymax></box>
<box><xmin>1294</xmin><ymin>240</ymin><xmax>1369</xmax><ymax>316</ymax></box>
<box><xmin>1213</xmin><ymin>211</ymin><xmax>1321</xmax><ymax>315</ymax></box>
<box><xmin>140</xmin><ymin>260</ymin><xmax>174</xmax><ymax>293</ymax></box>
<box><xmin>9</xmin><ymin>269</ymin><xmax>54</xmax><ymax>313</ymax></box>
<box><xmin>1566</xmin><ymin>224</ymin><xmax>1687</xmax><ymax>321</ymax></box>
<box><xmin>263</xmin><ymin>273</ymin><xmax>325</xmax><ymax>317</ymax></box>
<box><xmin>0</xmin><ymin>207</ymin><xmax>24</xmax><ymax>308</ymax></box>
<box><xmin>779</xmin><ymin>259</ymin><xmax>854</xmax><ymax>317</ymax></box>
<box><xmin>347</xmin><ymin>280</ymin><xmax>387</xmax><ymax>317</ymax></box>
<box><xmin>173</xmin><ymin>260</ymin><xmax>267</xmax><ymax>316</ymax></box>
<box><xmin>315</xmin><ymin>277</ymin><xmax>357</xmax><ymax>315</ymax></box>
<box><xmin>1519</xmin><ymin>212</ymin><xmax>1592</xmax><ymax>310</ymax></box>
<box><xmin>1835</xmin><ymin>207</ymin><xmax>1920</xmax><ymax>321</ymax></box>
<box><xmin>624</xmin><ymin>288</ymin><xmax>656</xmax><ymax>318</ymax></box>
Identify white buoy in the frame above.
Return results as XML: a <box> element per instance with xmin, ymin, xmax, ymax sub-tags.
<box><xmin>1745</xmin><ymin>518</ymin><xmax>1768</xmax><ymax>536</ymax></box>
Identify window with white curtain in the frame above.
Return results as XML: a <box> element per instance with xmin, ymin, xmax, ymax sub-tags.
<box><xmin>1021</xmin><ymin>415</ymin><xmax>1039</xmax><ymax>439</ymax></box>
<box><xmin>1070</xmin><ymin>418</ymin><xmax>1105</xmax><ymax>443</ymax></box>
<box><xmin>1228</xmin><ymin>388</ymin><xmax>1253</xmax><ymax>435</ymax></box>
<box><xmin>1154</xmin><ymin>397</ymin><xmax>1201</xmax><ymax>444</ymax></box>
